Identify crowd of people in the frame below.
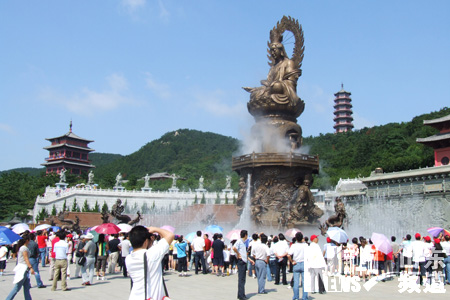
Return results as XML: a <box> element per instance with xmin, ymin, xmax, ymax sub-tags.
<box><xmin>1</xmin><ymin>225</ymin><xmax>449</xmax><ymax>300</ymax></box>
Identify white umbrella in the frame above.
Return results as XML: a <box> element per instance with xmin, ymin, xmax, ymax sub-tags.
<box><xmin>326</xmin><ymin>227</ymin><xmax>348</xmax><ymax>243</ymax></box>
<box><xmin>117</xmin><ymin>223</ymin><xmax>133</xmax><ymax>233</ymax></box>
<box><xmin>12</xmin><ymin>223</ymin><xmax>30</xmax><ymax>235</ymax></box>
<box><xmin>34</xmin><ymin>224</ymin><xmax>52</xmax><ymax>231</ymax></box>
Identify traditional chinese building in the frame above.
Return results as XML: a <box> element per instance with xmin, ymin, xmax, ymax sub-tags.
<box><xmin>41</xmin><ymin>122</ymin><xmax>95</xmax><ymax>175</ymax></box>
<box><xmin>416</xmin><ymin>114</ymin><xmax>450</xmax><ymax>166</ymax></box>
<box><xmin>333</xmin><ymin>84</ymin><xmax>354</xmax><ymax>133</ymax></box>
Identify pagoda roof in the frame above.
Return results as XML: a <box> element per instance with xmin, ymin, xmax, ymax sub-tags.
<box><xmin>423</xmin><ymin>114</ymin><xmax>450</xmax><ymax>126</ymax></box>
<box><xmin>416</xmin><ymin>132</ymin><xmax>450</xmax><ymax>145</ymax></box>
<box><xmin>43</xmin><ymin>143</ymin><xmax>95</xmax><ymax>152</ymax></box>
<box><xmin>46</xmin><ymin>131</ymin><xmax>94</xmax><ymax>143</ymax></box>
<box><xmin>41</xmin><ymin>160</ymin><xmax>95</xmax><ymax>168</ymax></box>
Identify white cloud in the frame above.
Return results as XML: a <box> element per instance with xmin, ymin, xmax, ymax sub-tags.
<box><xmin>157</xmin><ymin>0</ymin><xmax>170</xmax><ymax>21</ymax></box>
<box><xmin>121</xmin><ymin>0</ymin><xmax>146</xmax><ymax>12</ymax></box>
<box><xmin>39</xmin><ymin>73</ymin><xmax>135</xmax><ymax>116</ymax></box>
<box><xmin>192</xmin><ymin>89</ymin><xmax>246</xmax><ymax>118</ymax></box>
<box><xmin>353</xmin><ymin>112</ymin><xmax>375</xmax><ymax>130</ymax></box>
<box><xmin>144</xmin><ymin>72</ymin><xmax>171</xmax><ymax>99</ymax></box>
<box><xmin>0</xmin><ymin>123</ymin><xmax>15</xmax><ymax>135</ymax></box>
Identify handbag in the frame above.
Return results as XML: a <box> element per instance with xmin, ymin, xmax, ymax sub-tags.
<box><xmin>77</xmin><ymin>256</ymin><xmax>86</xmax><ymax>266</ymax></box>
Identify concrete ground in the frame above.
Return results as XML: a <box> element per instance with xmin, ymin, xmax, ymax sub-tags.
<box><xmin>0</xmin><ymin>260</ymin><xmax>448</xmax><ymax>300</ymax></box>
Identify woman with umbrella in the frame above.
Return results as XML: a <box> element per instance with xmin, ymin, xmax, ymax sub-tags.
<box><xmin>5</xmin><ymin>232</ymin><xmax>35</xmax><ymax>300</ymax></box>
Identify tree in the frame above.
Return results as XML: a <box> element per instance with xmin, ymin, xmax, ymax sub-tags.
<box><xmin>194</xmin><ymin>194</ymin><xmax>198</xmax><ymax>204</ymax></box>
<box><xmin>225</xmin><ymin>194</ymin><xmax>229</xmax><ymax>204</ymax></box>
<box><xmin>51</xmin><ymin>204</ymin><xmax>57</xmax><ymax>216</ymax></box>
<box><xmin>82</xmin><ymin>200</ymin><xmax>90</xmax><ymax>212</ymax></box>
<box><xmin>201</xmin><ymin>193</ymin><xmax>206</xmax><ymax>204</ymax></box>
<box><xmin>72</xmin><ymin>198</ymin><xmax>79</xmax><ymax>212</ymax></box>
<box><xmin>101</xmin><ymin>201</ymin><xmax>109</xmax><ymax>214</ymax></box>
<box><xmin>36</xmin><ymin>207</ymin><xmax>48</xmax><ymax>222</ymax></box>
<box><xmin>92</xmin><ymin>200</ymin><xmax>100</xmax><ymax>212</ymax></box>
<box><xmin>215</xmin><ymin>193</ymin><xmax>221</xmax><ymax>204</ymax></box>
<box><xmin>233</xmin><ymin>195</ymin><xmax>236</xmax><ymax>204</ymax></box>
<box><xmin>62</xmin><ymin>199</ymin><xmax>67</xmax><ymax>212</ymax></box>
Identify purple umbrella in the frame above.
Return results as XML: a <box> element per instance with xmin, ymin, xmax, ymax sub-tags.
<box><xmin>427</xmin><ymin>227</ymin><xmax>444</xmax><ymax>237</ymax></box>
<box><xmin>371</xmin><ymin>232</ymin><xmax>392</xmax><ymax>255</ymax></box>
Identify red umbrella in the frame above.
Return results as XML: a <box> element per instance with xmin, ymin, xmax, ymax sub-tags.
<box><xmin>94</xmin><ymin>223</ymin><xmax>121</xmax><ymax>235</ymax></box>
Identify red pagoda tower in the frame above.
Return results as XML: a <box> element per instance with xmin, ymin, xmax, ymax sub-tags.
<box><xmin>333</xmin><ymin>84</ymin><xmax>354</xmax><ymax>133</ymax></box>
<box><xmin>416</xmin><ymin>114</ymin><xmax>450</xmax><ymax>166</ymax></box>
<box><xmin>42</xmin><ymin>122</ymin><xmax>95</xmax><ymax>175</ymax></box>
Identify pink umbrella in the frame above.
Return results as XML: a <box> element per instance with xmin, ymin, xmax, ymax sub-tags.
<box><xmin>371</xmin><ymin>232</ymin><xmax>393</xmax><ymax>255</ymax></box>
<box><xmin>285</xmin><ymin>228</ymin><xmax>302</xmax><ymax>238</ymax></box>
<box><xmin>94</xmin><ymin>223</ymin><xmax>121</xmax><ymax>235</ymax></box>
<box><xmin>226</xmin><ymin>229</ymin><xmax>242</xmax><ymax>240</ymax></box>
<box><xmin>117</xmin><ymin>223</ymin><xmax>133</xmax><ymax>233</ymax></box>
<box><xmin>161</xmin><ymin>225</ymin><xmax>175</xmax><ymax>233</ymax></box>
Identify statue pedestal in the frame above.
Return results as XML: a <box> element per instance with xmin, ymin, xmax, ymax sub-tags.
<box><xmin>55</xmin><ymin>182</ymin><xmax>68</xmax><ymax>190</ymax></box>
<box><xmin>195</xmin><ymin>188</ymin><xmax>207</xmax><ymax>193</ymax></box>
<box><xmin>222</xmin><ymin>189</ymin><xmax>234</xmax><ymax>194</ymax></box>
<box><xmin>168</xmin><ymin>188</ymin><xmax>179</xmax><ymax>193</ymax></box>
<box><xmin>141</xmin><ymin>187</ymin><xmax>152</xmax><ymax>192</ymax></box>
<box><xmin>114</xmin><ymin>186</ymin><xmax>125</xmax><ymax>191</ymax></box>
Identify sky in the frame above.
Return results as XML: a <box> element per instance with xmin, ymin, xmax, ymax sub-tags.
<box><xmin>1</xmin><ymin>0</ymin><xmax>449</xmax><ymax>171</ymax></box>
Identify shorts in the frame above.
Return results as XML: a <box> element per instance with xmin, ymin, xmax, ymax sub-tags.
<box><xmin>173</xmin><ymin>254</ymin><xmax>177</xmax><ymax>260</ymax></box>
<box><xmin>403</xmin><ymin>256</ymin><xmax>412</xmax><ymax>266</ymax></box>
<box><xmin>0</xmin><ymin>260</ymin><xmax>6</xmax><ymax>269</ymax></box>
<box><xmin>212</xmin><ymin>257</ymin><xmax>224</xmax><ymax>267</ymax></box>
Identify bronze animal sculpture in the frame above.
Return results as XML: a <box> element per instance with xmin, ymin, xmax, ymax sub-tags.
<box><xmin>319</xmin><ymin>197</ymin><xmax>347</xmax><ymax>235</ymax></box>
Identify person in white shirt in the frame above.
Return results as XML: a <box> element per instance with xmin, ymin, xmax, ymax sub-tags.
<box><xmin>126</xmin><ymin>226</ymin><xmax>174</xmax><ymax>300</ymax></box>
<box><xmin>251</xmin><ymin>234</ymin><xmax>270</xmax><ymax>294</ymax></box>
<box><xmin>422</xmin><ymin>236</ymin><xmax>433</xmax><ymax>285</ymax></box>
<box><xmin>401</xmin><ymin>234</ymin><xmax>413</xmax><ymax>274</ymax></box>
<box><xmin>305</xmin><ymin>234</ymin><xmax>326</xmax><ymax>294</ymax></box>
<box><xmin>441</xmin><ymin>235</ymin><xmax>450</xmax><ymax>285</ymax></box>
<box><xmin>287</xmin><ymin>232</ymin><xmax>308</xmax><ymax>300</ymax></box>
<box><xmin>119</xmin><ymin>235</ymin><xmax>132</xmax><ymax>277</ymax></box>
<box><xmin>411</xmin><ymin>233</ymin><xmax>426</xmax><ymax>285</ymax></box>
<box><xmin>0</xmin><ymin>243</ymin><xmax>8</xmax><ymax>275</ymax></box>
<box><xmin>52</xmin><ymin>231</ymin><xmax>69</xmax><ymax>291</ymax></box>
<box><xmin>273</xmin><ymin>233</ymin><xmax>289</xmax><ymax>285</ymax></box>
<box><xmin>191</xmin><ymin>231</ymin><xmax>207</xmax><ymax>274</ymax></box>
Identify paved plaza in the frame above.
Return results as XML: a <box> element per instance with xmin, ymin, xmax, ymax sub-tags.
<box><xmin>0</xmin><ymin>260</ymin><xmax>448</xmax><ymax>300</ymax></box>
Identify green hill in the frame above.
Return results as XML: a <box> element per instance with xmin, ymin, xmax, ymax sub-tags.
<box><xmin>306</xmin><ymin>107</ymin><xmax>449</xmax><ymax>189</ymax></box>
<box><xmin>93</xmin><ymin>129</ymin><xmax>240</xmax><ymax>191</ymax></box>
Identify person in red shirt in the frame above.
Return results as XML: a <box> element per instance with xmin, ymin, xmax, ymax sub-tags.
<box><xmin>204</xmin><ymin>234</ymin><xmax>212</xmax><ymax>272</ymax></box>
<box><xmin>373</xmin><ymin>245</ymin><xmax>386</xmax><ymax>281</ymax></box>
<box><xmin>49</xmin><ymin>233</ymin><xmax>60</xmax><ymax>281</ymax></box>
<box><xmin>36</xmin><ymin>230</ymin><xmax>48</xmax><ymax>267</ymax></box>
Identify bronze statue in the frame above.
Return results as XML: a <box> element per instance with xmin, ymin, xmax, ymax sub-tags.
<box><xmin>56</xmin><ymin>212</ymin><xmax>81</xmax><ymax>234</ymax></box>
<box><xmin>232</xmin><ymin>16</ymin><xmax>323</xmax><ymax>227</ymax></box>
<box><xmin>111</xmin><ymin>198</ymin><xmax>142</xmax><ymax>225</ymax></box>
<box><xmin>101</xmin><ymin>211</ymin><xmax>110</xmax><ymax>224</ymax></box>
<box><xmin>244</xmin><ymin>16</ymin><xmax>305</xmax><ymax>145</ymax></box>
<box><xmin>319</xmin><ymin>197</ymin><xmax>347</xmax><ymax>235</ymax></box>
